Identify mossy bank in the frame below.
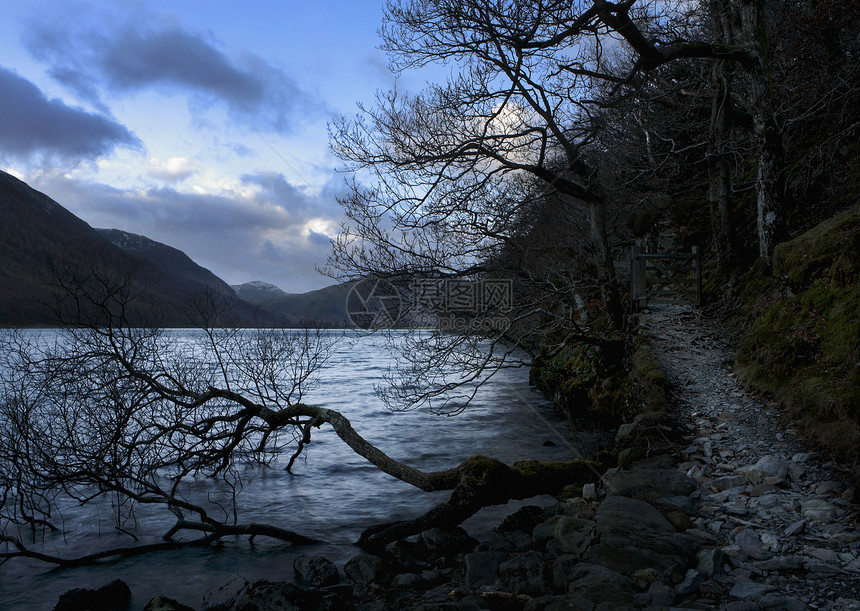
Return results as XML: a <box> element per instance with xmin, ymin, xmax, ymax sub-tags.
<box><xmin>733</xmin><ymin>203</ymin><xmax>860</xmax><ymax>464</ymax></box>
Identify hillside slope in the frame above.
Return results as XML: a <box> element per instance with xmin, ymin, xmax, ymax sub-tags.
<box><xmin>0</xmin><ymin>171</ymin><xmax>270</xmax><ymax>326</ymax></box>
<box><xmin>734</xmin><ymin>203</ymin><xmax>860</xmax><ymax>461</ymax></box>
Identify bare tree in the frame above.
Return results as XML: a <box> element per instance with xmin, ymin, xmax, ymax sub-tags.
<box><xmin>0</xmin><ymin>269</ymin><xmax>598</xmax><ymax>566</ymax></box>
<box><xmin>329</xmin><ymin>0</ymin><xmax>629</xmax><ymax>333</ymax></box>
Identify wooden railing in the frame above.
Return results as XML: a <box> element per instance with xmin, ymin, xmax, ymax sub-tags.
<box><xmin>630</xmin><ymin>246</ymin><xmax>701</xmax><ymax>311</ymax></box>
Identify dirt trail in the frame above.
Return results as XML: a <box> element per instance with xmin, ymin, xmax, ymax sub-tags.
<box><xmin>641</xmin><ymin>304</ymin><xmax>860</xmax><ymax>609</ymax></box>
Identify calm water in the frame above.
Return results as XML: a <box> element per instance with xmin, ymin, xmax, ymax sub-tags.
<box><xmin>0</xmin><ymin>330</ymin><xmax>597</xmax><ymax>610</ymax></box>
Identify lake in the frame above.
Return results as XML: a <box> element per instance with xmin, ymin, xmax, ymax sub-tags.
<box><xmin>0</xmin><ymin>329</ymin><xmax>600</xmax><ymax>609</ymax></box>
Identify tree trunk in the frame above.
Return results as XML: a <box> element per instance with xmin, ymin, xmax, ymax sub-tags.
<box><xmin>707</xmin><ymin>58</ymin><xmax>736</xmax><ymax>273</ymax></box>
<box><xmin>739</xmin><ymin>0</ymin><xmax>787</xmax><ymax>271</ymax></box>
<box><xmin>587</xmin><ymin>198</ymin><xmax>624</xmax><ymax>331</ymax></box>
<box><xmin>358</xmin><ymin>456</ymin><xmax>602</xmax><ymax>552</ymax></box>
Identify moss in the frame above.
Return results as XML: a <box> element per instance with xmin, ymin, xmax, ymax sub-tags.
<box><xmin>735</xmin><ymin>203</ymin><xmax>860</xmax><ymax>462</ymax></box>
<box><xmin>531</xmin><ymin>339</ymin><xmax>630</xmax><ymax>426</ymax></box>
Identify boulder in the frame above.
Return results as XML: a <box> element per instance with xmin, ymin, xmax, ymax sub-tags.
<box><xmin>417</xmin><ymin>526</ymin><xmax>478</xmax><ymax>559</ymax></box>
<box><xmin>583</xmin><ymin>495</ymin><xmax>698</xmax><ymax>576</ymax></box>
<box><xmin>603</xmin><ymin>467</ymin><xmax>696</xmax><ymax>502</ymax></box>
<box><xmin>552</xmin><ymin>517</ymin><xmax>596</xmax><ymax>555</ymax></box>
<box><xmin>344</xmin><ymin>553</ymin><xmax>388</xmax><ymax>585</ymax></box>
<box><xmin>499</xmin><ymin>550</ymin><xmax>547</xmax><ymax>596</ymax></box>
<box><xmin>203</xmin><ymin>573</ymin><xmax>251</xmax><ymax>611</ymax></box>
<box><xmin>54</xmin><ymin>579</ymin><xmax>131</xmax><ymax>611</ymax></box>
<box><xmin>800</xmin><ymin>499</ymin><xmax>840</xmax><ymax>522</ymax></box>
<box><xmin>235</xmin><ymin>582</ymin><xmax>351</xmax><ymax>611</ymax></box>
<box><xmin>743</xmin><ymin>455</ymin><xmax>790</xmax><ymax>484</ymax></box>
<box><xmin>567</xmin><ymin>563</ymin><xmax>634</xmax><ymax>606</ymax></box>
<box><xmin>293</xmin><ymin>554</ymin><xmax>340</xmax><ymax>587</ymax></box>
<box><xmin>496</xmin><ymin>505</ymin><xmax>547</xmax><ymax>533</ymax></box>
<box><xmin>463</xmin><ymin>551</ymin><xmax>508</xmax><ymax>588</ymax></box>
<box><xmin>143</xmin><ymin>597</ymin><xmax>195</xmax><ymax>611</ymax></box>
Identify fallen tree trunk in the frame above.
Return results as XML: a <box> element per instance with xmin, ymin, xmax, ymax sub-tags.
<box><xmin>358</xmin><ymin>456</ymin><xmax>603</xmax><ymax>552</ymax></box>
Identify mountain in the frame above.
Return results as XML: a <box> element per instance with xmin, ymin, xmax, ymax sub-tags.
<box><xmin>231</xmin><ymin>280</ymin><xmax>289</xmax><ymax>305</ymax></box>
<box><xmin>98</xmin><ymin>228</ymin><xmax>236</xmax><ymax>299</ymax></box>
<box><xmin>234</xmin><ymin>281</ymin><xmax>351</xmax><ymax>327</ymax></box>
<box><xmin>0</xmin><ymin>170</ymin><xmax>136</xmax><ymax>325</ymax></box>
<box><xmin>0</xmin><ymin>170</ymin><xmax>269</xmax><ymax>327</ymax></box>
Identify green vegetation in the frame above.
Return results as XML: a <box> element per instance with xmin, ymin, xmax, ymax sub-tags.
<box><xmin>735</xmin><ymin>204</ymin><xmax>860</xmax><ymax>461</ymax></box>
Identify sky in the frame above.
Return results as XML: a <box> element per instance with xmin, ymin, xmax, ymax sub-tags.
<box><xmin>0</xmin><ymin>0</ymin><xmax>425</xmax><ymax>293</ymax></box>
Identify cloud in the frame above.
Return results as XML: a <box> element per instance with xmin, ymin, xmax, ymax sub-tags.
<box><xmin>148</xmin><ymin>157</ymin><xmax>198</xmax><ymax>183</ymax></box>
<box><xmin>0</xmin><ymin>66</ymin><xmax>140</xmax><ymax>162</ymax></box>
<box><xmin>23</xmin><ymin>10</ymin><xmax>320</xmax><ymax>133</ymax></box>
<box><xmin>29</xmin><ymin>171</ymin><xmax>344</xmax><ymax>292</ymax></box>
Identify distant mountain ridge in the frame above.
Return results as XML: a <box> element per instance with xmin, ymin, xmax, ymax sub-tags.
<box><xmin>0</xmin><ymin>170</ymin><xmax>351</xmax><ymax>327</ymax></box>
<box><xmin>232</xmin><ymin>280</ymin><xmax>289</xmax><ymax>304</ymax></box>
<box><xmin>0</xmin><ymin>170</ymin><xmax>263</xmax><ymax>326</ymax></box>
<box><xmin>233</xmin><ymin>280</ymin><xmax>350</xmax><ymax>327</ymax></box>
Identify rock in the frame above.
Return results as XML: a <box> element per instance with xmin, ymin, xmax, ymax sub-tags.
<box><xmin>344</xmin><ymin>553</ymin><xmax>388</xmax><ymax>585</ymax></box>
<box><xmin>482</xmin><ymin>530</ymin><xmax>533</xmax><ymax>552</ymax></box>
<box><xmin>463</xmin><ymin>551</ymin><xmax>507</xmax><ymax>588</ymax></box>
<box><xmin>760</xmin><ymin>531</ymin><xmax>781</xmax><ymax>553</ymax></box>
<box><xmin>603</xmin><ymin>468</ymin><xmax>696</xmax><ymax>502</ymax></box>
<box><xmin>499</xmin><ymin>550</ymin><xmax>547</xmax><ymax>596</ymax></box>
<box><xmin>551</xmin><ymin>554</ymin><xmax>579</xmax><ymax>592</ymax></box>
<box><xmin>390</xmin><ymin>570</ymin><xmax>446</xmax><ymax>590</ymax></box>
<box><xmin>553</xmin><ymin>517</ymin><xmax>596</xmax><ymax>555</ymax></box>
<box><xmin>54</xmin><ymin>579</ymin><xmax>132</xmax><ymax>611</ymax></box>
<box><xmin>143</xmin><ymin>597</ymin><xmax>195</xmax><ymax>611</ymax></box>
<box><xmin>559</xmin><ymin>497</ymin><xmax>595</xmax><ymax>519</ymax></box>
<box><xmin>293</xmin><ymin>554</ymin><xmax>340</xmax><ymax>587</ymax></box>
<box><xmin>204</xmin><ymin>573</ymin><xmax>251</xmax><ymax>611</ymax></box>
<box><xmin>805</xmin><ymin>547</ymin><xmax>840</xmax><ymax>564</ymax></box>
<box><xmin>722</xmin><ymin>500</ymin><xmax>750</xmax><ymax>516</ymax></box>
<box><xmin>784</xmin><ymin>520</ymin><xmax>806</xmax><ymax>537</ymax></box>
<box><xmin>723</xmin><ymin>602</ymin><xmax>762</xmax><ymax>611</ymax></box>
<box><xmin>418</xmin><ymin>527</ymin><xmax>478</xmax><ymax>558</ymax></box>
<box><xmin>804</xmin><ymin>561</ymin><xmax>845</xmax><ymax>575</ymax></box>
<box><xmin>567</xmin><ymin>563</ymin><xmax>634</xmax><ymax>606</ymax></box>
<box><xmin>734</xmin><ymin>528</ymin><xmax>768</xmax><ymax>560</ymax></box>
<box><xmin>729</xmin><ymin>577</ymin><xmax>776</xmax><ymax>599</ymax></box>
<box><xmin>617</xmin><ymin>447</ymin><xmax>648</xmax><ymax>468</ymax></box>
<box><xmin>647</xmin><ymin>582</ymin><xmax>675</xmax><ymax>607</ymax></box>
<box><xmin>524</xmin><ymin>594</ymin><xmax>596</xmax><ymax>611</ymax></box>
<box><xmin>815</xmin><ymin>480</ymin><xmax>844</xmax><ymax>496</ymax></box>
<box><xmin>657</xmin><ymin>495</ymin><xmax>697</xmax><ymax>513</ymax></box>
<box><xmin>696</xmin><ymin>548</ymin><xmax>725</xmax><ymax>576</ymax></box>
<box><xmin>532</xmin><ymin>521</ymin><xmax>557</xmax><ymax>550</ymax></box>
<box><xmin>743</xmin><ymin>455</ymin><xmax>790</xmax><ymax>483</ymax></box>
<box><xmin>497</xmin><ymin>505</ymin><xmax>547</xmax><ymax>533</ymax></box>
<box><xmin>675</xmin><ymin>568</ymin><xmax>707</xmax><ymax>595</ymax></box>
<box><xmin>664</xmin><ymin>510</ymin><xmax>692</xmax><ymax>532</ymax></box>
<box><xmin>801</xmin><ymin>499</ymin><xmax>840</xmax><ymax>522</ymax></box>
<box><xmin>581</xmin><ymin>482</ymin><xmax>597</xmax><ymax>500</ymax></box>
<box><xmin>384</xmin><ymin>539</ymin><xmax>426</xmax><ymax>570</ymax></box>
<box><xmin>759</xmin><ymin>593</ymin><xmax>808</xmax><ymax>611</ymax></box>
<box><xmin>712</xmin><ymin>475</ymin><xmax>748</xmax><ymax>490</ymax></box>
<box><xmin>584</xmin><ymin>495</ymin><xmax>698</xmax><ymax>575</ymax></box>
<box><xmin>752</xmin><ymin>555</ymin><xmax>806</xmax><ymax>572</ymax></box>
<box><xmin>235</xmin><ymin>582</ymin><xmax>349</xmax><ymax>611</ymax></box>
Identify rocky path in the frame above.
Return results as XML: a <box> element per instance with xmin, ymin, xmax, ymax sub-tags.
<box><xmin>642</xmin><ymin>304</ymin><xmax>860</xmax><ymax>610</ymax></box>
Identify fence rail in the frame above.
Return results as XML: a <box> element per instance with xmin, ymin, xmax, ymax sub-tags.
<box><xmin>630</xmin><ymin>246</ymin><xmax>701</xmax><ymax>311</ymax></box>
